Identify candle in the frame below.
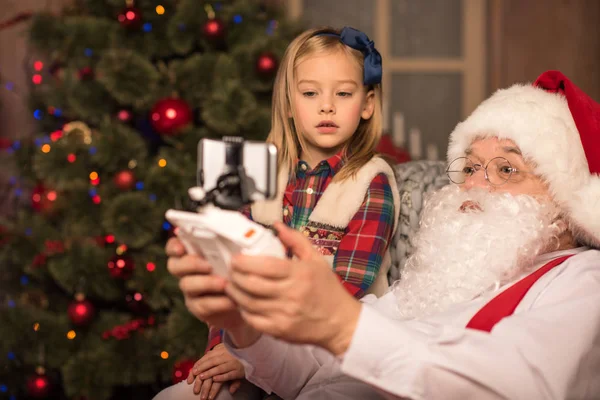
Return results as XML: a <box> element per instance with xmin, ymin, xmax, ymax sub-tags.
<box><xmin>426</xmin><ymin>143</ymin><xmax>439</xmax><ymax>160</ymax></box>
<box><xmin>392</xmin><ymin>112</ymin><xmax>405</xmax><ymax>147</ymax></box>
<box><xmin>382</xmin><ymin>99</ymin><xmax>390</xmax><ymax>132</ymax></box>
<box><xmin>409</xmin><ymin>127</ymin><xmax>422</xmax><ymax>159</ymax></box>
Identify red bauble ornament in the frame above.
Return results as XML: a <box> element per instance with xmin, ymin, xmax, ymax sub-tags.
<box><xmin>67</xmin><ymin>296</ymin><xmax>95</xmax><ymax>326</ymax></box>
<box><xmin>78</xmin><ymin>66</ymin><xmax>94</xmax><ymax>81</ymax></box>
<box><xmin>26</xmin><ymin>372</ymin><xmax>52</xmax><ymax>398</ymax></box>
<box><xmin>150</xmin><ymin>97</ymin><xmax>192</xmax><ymax>136</ymax></box>
<box><xmin>172</xmin><ymin>359</ymin><xmax>195</xmax><ymax>384</ymax></box>
<box><xmin>114</xmin><ymin>170</ymin><xmax>136</xmax><ymax>190</ymax></box>
<box><xmin>118</xmin><ymin>7</ymin><xmax>143</xmax><ymax>29</ymax></box>
<box><xmin>31</xmin><ymin>183</ymin><xmax>57</xmax><ymax>215</ymax></box>
<box><xmin>107</xmin><ymin>254</ymin><xmax>135</xmax><ymax>279</ymax></box>
<box><xmin>202</xmin><ymin>18</ymin><xmax>226</xmax><ymax>42</ymax></box>
<box><xmin>256</xmin><ymin>52</ymin><xmax>278</xmax><ymax>78</ymax></box>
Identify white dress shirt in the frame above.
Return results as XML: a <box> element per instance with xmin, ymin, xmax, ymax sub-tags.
<box><xmin>225</xmin><ymin>247</ymin><xmax>600</xmax><ymax>399</ymax></box>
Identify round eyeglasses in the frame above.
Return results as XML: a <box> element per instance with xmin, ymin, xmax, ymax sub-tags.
<box><xmin>446</xmin><ymin>157</ymin><xmax>519</xmax><ymax>186</ymax></box>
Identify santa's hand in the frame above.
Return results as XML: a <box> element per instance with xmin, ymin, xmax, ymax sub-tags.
<box><xmin>226</xmin><ymin>222</ymin><xmax>362</xmax><ymax>355</ymax></box>
<box><xmin>165</xmin><ymin>237</ymin><xmax>244</xmax><ymax>331</ymax></box>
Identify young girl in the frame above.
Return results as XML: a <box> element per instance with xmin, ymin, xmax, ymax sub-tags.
<box><xmin>155</xmin><ymin>26</ymin><xmax>400</xmax><ymax>400</ymax></box>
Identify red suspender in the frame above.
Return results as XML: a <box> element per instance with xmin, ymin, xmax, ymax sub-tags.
<box><xmin>466</xmin><ymin>255</ymin><xmax>574</xmax><ymax>332</ymax></box>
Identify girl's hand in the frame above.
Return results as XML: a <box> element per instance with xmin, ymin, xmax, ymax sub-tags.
<box><xmin>185</xmin><ymin>344</ymin><xmax>245</xmax><ymax>400</ymax></box>
<box><xmin>225</xmin><ymin>222</ymin><xmax>362</xmax><ymax>355</ymax></box>
<box><xmin>186</xmin><ymin>343</ymin><xmax>245</xmax><ymax>388</ymax></box>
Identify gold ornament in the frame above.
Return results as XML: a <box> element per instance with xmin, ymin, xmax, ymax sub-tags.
<box><xmin>62</xmin><ymin>121</ymin><xmax>93</xmax><ymax>145</ymax></box>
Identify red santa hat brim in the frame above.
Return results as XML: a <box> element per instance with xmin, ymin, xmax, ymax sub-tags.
<box><xmin>447</xmin><ymin>70</ymin><xmax>600</xmax><ymax>247</ymax></box>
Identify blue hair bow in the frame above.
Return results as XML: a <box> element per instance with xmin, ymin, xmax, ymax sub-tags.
<box><xmin>318</xmin><ymin>27</ymin><xmax>382</xmax><ymax>85</ymax></box>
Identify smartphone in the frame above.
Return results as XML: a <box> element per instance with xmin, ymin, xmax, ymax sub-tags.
<box><xmin>197</xmin><ymin>137</ymin><xmax>278</xmax><ymax>202</ymax></box>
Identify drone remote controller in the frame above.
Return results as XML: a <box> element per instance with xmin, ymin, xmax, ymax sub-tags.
<box><xmin>165</xmin><ymin>206</ymin><xmax>286</xmax><ymax>278</ymax></box>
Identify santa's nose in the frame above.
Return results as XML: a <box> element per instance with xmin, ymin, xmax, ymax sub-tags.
<box><xmin>462</xmin><ymin>169</ymin><xmax>492</xmax><ymax>191</ymax></box>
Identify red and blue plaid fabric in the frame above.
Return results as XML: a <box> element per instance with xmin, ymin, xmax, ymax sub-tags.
<box><xmin>206</xmin><ymin>152</ymin><xmax>395</xmax><ymax>351</ymax></box>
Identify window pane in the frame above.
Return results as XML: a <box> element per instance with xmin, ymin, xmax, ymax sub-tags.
<box><xmin>391</xmin><ymin>0</ymin><xmax>462</xmax><ymax>58</ymax></box>
<box><xmin>302</xmin><ymin>0</ymin><xmax>374</xmax><ymax>37</ymax></box>
<box><xmin>390</xmin><ymin>73</ymin><xmax>462</xmax><ymax>160</ymax></box>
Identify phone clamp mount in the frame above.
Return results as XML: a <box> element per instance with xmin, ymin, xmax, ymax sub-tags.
<box><xmin>192</xmin><ymin>136</ymin><xmax>260</xmax><ymax>210</ymax></box>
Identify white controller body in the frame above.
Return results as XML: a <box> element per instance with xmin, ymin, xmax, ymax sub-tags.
<box><xmin>165</xmin><ymin>195</ymin><xmax>286</xmax><ymax>278</ymax></box>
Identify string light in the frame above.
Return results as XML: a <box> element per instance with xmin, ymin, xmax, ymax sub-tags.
<box><xmin>158</xmin><ymin>159</ymin><xmax>167</xmax><ymax>167</ymax></box>
<box><xmin>135</xmin><ymin>181</ymin><xmax>144</xmax><ymax>190</ymax></box>
<box><xmin>41</xmin><ymin>144</ymin><xmax>51</xmax><ymax>153</ymax></box>
<box><xmin>33</xmin><ymin>323</ymin><xmax>40</xmax><ymax>331</ymax></box>
<box><xmin>162</xmin><ymin>221</ymin><xmax>172</xmax><ymax>231</ymax></box>
<box><xmin>146</xmin><ymin>262</ymin><xmax>156</xmax><ymax>272</ymax></box>
<box><xmin>33</xmin><ymin>61</ymin><xmax>44</xmax><ymax>71</ymax></box>
<box><xmin>67</xmin><ymin>153</ymin><xmax>76</xmax><ymax>163</ymax></box>
<box><xmin>66</xmin><ymin>330</ymin><xmax>76</xmax><ymax>340</ymax></box>
<box><xmin>105</xmin><ymin>234</ymin><xmax>115</xmax><ymax>244</ymax></box>
<box><xmin>155</xmin><ymin>5</ymin><xmax>165</xmax><ymax>14</ymax></box>
<box><xmin>266</xmin><ymin>20</ymin><xmax>278</xmax><ymax>35</ymax></box>
<box><xmin>160</xmin><ymin>351</ymin><xmax>169</xmax><ymax>359</ymax></box>
<box><xmin>32</xmin><ymin>74</ymin><xmax>42</xmax><ymax>85</ymax></box>
<box><xmin>92</xmin><ymin>195</ymin><xmax>101</xmax><ymax>204</ymax></box>
<box><xmin>134</xmin><ymin>292</ymin><xmax>142</xmax><ymax>301</ymax></box>
<box><xmin>116</xmin><ymin>244</ymin><xmax>128</xmax><ymax>255</ymax></box>
<box><xmin>33</xmin><ymin>109</ymin><xmax>43</xmax><ymax>120</ymax></box>
<box><xmin>46</xmin><ymin>191</ymin><xmax>57</xmax><ymax>201</ymax></box>
<box><xmin>143</xmin><ymin>22</ymin><xmax>152</xmax><ymax>32</ymax></box>
<box><xmin>128</xmin><ymin>159</ymin><xmax>137</xmax><ymax>169</ymax></box>
<box><xmin>50</xmin><ymin>130</ymin><xmax>62</xmax><ymax>141</ymax></box>
<box><xmin>204</xmin><ymin>4</ymin><xmax>215</xmax><ymax>19</ymax></box>
<box><xmin>117</xmin><ymin>110</ymin><xmax>131</xmax><ymax>121</ymax></box>
<box><xmin>89</xmin><ymin>172</ymin><xmax>98</xmax><ymax>180</ymax></box>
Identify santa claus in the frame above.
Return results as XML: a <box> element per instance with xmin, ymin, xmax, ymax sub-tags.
<box><xmin>162</xmin><ymin>70</ymin><xmax>600</xmax><ymax>400</ymax></box>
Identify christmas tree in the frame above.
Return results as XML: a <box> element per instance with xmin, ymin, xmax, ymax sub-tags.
<box><xmin>0</xmin><ymin>1</ymin><xmax>298</xmax><ymax>399</ymax></box>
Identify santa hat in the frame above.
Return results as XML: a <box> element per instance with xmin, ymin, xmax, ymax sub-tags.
<box><xmin>447</xmin><ymin>70</ymin><xmax>600</xmax><ymax>247</ymax></box>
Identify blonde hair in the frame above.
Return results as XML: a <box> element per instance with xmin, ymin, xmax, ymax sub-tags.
<box><xmin>266</xmin><ymin>27</ymin><xmax>383</xmax><ymax>181</ymax></box>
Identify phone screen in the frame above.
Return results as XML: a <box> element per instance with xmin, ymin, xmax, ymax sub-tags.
<box><xmin>197</xmin><ymin>138</ymin><xmax>278</xmax><ymax>201</ymax></box>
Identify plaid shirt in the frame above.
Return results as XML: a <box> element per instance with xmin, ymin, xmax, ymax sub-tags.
<box><xmin>206</xmin><ymin>152</ymin><xmax>395</xmax><ymax>351</ymax></box>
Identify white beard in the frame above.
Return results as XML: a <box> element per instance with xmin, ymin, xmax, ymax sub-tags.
<box><xmin>392</xmin><ymin>185</ymin><xmax>563</xmax><ymax>319</ymax></box>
